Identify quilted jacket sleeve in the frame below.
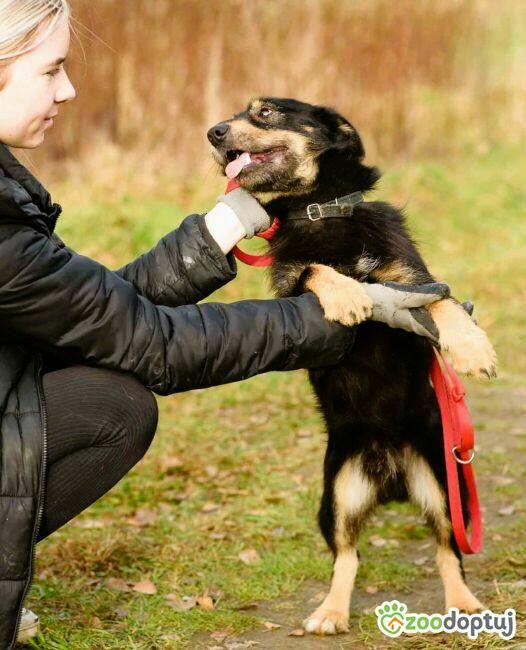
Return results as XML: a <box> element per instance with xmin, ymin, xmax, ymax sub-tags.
<box><xmin>0</xmin><ymin>225</ymin><xmax>355</xmax><ymax>396</ymax></box>
<box><xmin>114</xmin><ymin>214</ymin><xmax>237</xmax><ymax>306</ymax></box>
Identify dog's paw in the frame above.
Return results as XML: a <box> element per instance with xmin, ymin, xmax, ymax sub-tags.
<box><xmin>304</xmin><ymin>264</ymin><xmax>373</xmax><ymax>327</ymax></box>
<box><xmin>445</xmin><ymin>589</ymin><xmax>485</xmax><ymax>614</ymax></box>
<box><xmin>303</xmin><ymin>608</ymin><xmax>349</xmax><ymax>635</ymax></box>
<box><xmin>429</xmin><ymin>299</ymin><xmax>497</xmax><ymax>379</ymax></box>
<box><xmin>441</xmin><ymin>323</ymin><xmax>497</xmax><ymax>379</ymax></box>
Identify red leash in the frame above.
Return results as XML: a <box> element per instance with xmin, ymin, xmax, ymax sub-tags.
<box><xmin>225</xmin><ymin>179</ymin><xmax>482</xmax><ymax>554</ymax></box>
<box><xmin>429</xmin><ymin>350</ymin><xmax>482</xmax><ymax>554</ymax></box>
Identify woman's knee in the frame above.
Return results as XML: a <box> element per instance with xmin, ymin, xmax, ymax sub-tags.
<box><xmin>45</xmin><ymin>365</ymin><xmax>158</xmax><ymax>457</ymax></box>
<box><xmin>110</xmin><ymin>372</ymin><xmax>159</xmax><ymax>458</ymax></box>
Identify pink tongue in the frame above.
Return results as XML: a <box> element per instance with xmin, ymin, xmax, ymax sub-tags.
<box><xmin>225</xmin><ymin>152</ymin><xmax>251</xmax><ymax>179</ymax></box>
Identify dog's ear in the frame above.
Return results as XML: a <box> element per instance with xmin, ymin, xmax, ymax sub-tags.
<box><xmin>312</xmin><ymin>107</ymin><xmax>365</xmax><ymax>159</ymax></box>
<box><xmin>333</xmin><ymin>116</ymin><xmax>365</xmax><ymax>159</ymax></box>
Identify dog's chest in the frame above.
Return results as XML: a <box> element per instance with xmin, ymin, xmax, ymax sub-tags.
<box><xmin>270</xmin><ymin>253</ymin><xmax>379</xmax><ymax>298</ymax></box>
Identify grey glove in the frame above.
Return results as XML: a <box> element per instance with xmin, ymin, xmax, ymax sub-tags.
<box><xmin>217</xmin><ymin>187</ymin><xmax>272</xmax><ymax>238</ymax></box>
<box><xmin>361</xmin><ymin>281</ymin><xmax>451</xmax><ymax>344</ymax></box>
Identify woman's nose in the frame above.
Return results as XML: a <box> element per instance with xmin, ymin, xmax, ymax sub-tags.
<box><xmin>207</xmin><ymin>122</ymin><xmax>230</xmax><ymax>146</ymax></box>
<box><xmin>56</xmin><ymin>71</ymin><xmax>76</xmax><ymax>104</ymax></box>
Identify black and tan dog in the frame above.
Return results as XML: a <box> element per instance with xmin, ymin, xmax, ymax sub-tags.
<box><xmin>207</xmin><ymin>98</ymin><xmax>497</xmax><ymax>635</ymax></box>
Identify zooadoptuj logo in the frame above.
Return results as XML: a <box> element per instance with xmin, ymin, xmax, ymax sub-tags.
<box><xmin>375</xmin><ymin>599</ymin><xmax>516</xmax><ymax>641</ymax></box>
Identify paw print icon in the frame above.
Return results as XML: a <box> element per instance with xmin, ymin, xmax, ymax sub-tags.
<box><xmin>375</xmin><ymin>600</ymin><xmax>408</xmax><ymax>637</ymax></box>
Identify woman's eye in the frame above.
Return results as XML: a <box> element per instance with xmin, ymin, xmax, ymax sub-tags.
<box><xmin>46</xmin><ymin>68</ymin><xmax>60</xmax><ymax>78</ymax></box>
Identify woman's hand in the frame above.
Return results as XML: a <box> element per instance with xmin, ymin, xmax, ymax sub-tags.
<box><xmin>203</xmin><ymin>187</ymin><xmax>271</xmax><ymax>254</ymax></box>
<box><xmin>361</xmin><ymin>281</ymin><xmax>451</xmax><ymax>344</ymax></box>
<box><xmin>216</xmin><ymin>187</ymin><xmax>272</xmax><ymax>238</ymax></box>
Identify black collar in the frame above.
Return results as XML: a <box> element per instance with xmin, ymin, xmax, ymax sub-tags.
<box><xmin>287</xmin><ymin>191</ymin><xmax>364</xmax><ymax>221</ymax></box>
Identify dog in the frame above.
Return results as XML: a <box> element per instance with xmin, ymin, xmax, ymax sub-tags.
<box><xmin>207</xmin><ymin>98</ymin><xmax>497</xmax><ymax>635</ymax></box>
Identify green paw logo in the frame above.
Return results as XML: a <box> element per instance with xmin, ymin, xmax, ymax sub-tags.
<box><xmin>375</xmin><ymin>600</ymin><xmax>407</xmax><ymax>637</ymax></box>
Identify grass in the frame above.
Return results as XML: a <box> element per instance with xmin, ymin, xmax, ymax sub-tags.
<box><xmin>25</xmin><ymin>141</ymin><xmax>526</xmax><ymax>648</ymax></box>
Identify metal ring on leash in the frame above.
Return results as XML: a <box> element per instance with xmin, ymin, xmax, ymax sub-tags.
<box><xmin>452</xmin><ymin>446</ymin><xmax>475</xmax><ymax>464</ymax></box>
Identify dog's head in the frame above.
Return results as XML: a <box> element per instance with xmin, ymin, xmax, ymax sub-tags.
<box><xmin>207</xmin><ymin>97</ymin><xmax>379</xmax><ymax>207</ymax></box>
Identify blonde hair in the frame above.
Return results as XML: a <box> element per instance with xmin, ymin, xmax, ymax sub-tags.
<box><xmin>0</xmin><ymin>0</ymin><xmax>70</xmax><ymax>88</ymax></box>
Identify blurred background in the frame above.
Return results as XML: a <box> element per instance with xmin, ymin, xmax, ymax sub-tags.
<box><xmin>27</xmin><ymin>2</ymin><xmax>526</xmax><ymax>647</ymax></box>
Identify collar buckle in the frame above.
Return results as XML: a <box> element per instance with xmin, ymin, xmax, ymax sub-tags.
<box><xmin>307</xmin><ymin>203</ymin><xmax>323</xmax><ymax>221</ymax></box>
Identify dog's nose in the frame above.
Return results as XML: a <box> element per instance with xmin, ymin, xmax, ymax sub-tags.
<box><xmin>207</xmin><ymin>122</ymin><xmax>230</xmax><ymax>146</ymax></box>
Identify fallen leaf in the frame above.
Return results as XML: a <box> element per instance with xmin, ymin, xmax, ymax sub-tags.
<box><xmin>160</xmin><ymin>455</ymin><xmax>183</xmax><ymax>472</ymax></box>
<box><xmin>132</xmin><ymin>579</ymin><xmax>157</xmax><ymax>595</ymax></box>
<box><xmin>414</xmin><ymin>557</ymin><xmax>428</xmax><ymax>566</ymax></box>
<box><xmin>263</xmin><ymin>621</ymin><xmax>281</xmax><ymax>630</ymax></box>
<box><xmin>369</xmin><ymin>534</ymin><xmax>387</xmax><ymax>547</ymax></box>
<box><xmin>498</xmin><ymin>506</ymin><xmax>515</xmax><ymax>516</ymax></box>
<box><xmin>210</xmin><ymin>532</ymin><xmax>226</xmax><ymax>540</ymax></box>
<box><xmin>239</xmin><ymin>549</ymin><xmax>261</xmax><ymax>565</ymax></box>
<box><xmin>197</xmin><ymin>595</ymin><xmax>215</xmax><ymax>611</ymax></box>
<box><xmin>365</xmin><ymin>585</ymin><xmax>378</xmax><ymax>594</ymax></box>
<box><xmin>91</xmin><ymin>616</ymin><xmax>102</xmax><ymax>629</ymax></box>
<box><xmin>127</xmin><ymin>507</ymin><xmax>158</xmax><ymax>527</ymax></box>
<box><xmin>202</xmin><ymin>502</ymin><xmax>220</xmax><ymax>514</ymax></box>
<box><xmin>204</xmin><ymin>465</ymin><xmax>219</xmax><ymax>478</ymax></box>
<box><xmin>288</xmin><ymin>628</ymin><xmax>305</xmax><ymax>636</ymax></box>
<box><xmin>114</xmin><ymin>607</ymin><xmax>128</xmax><ymax>619</ymax></box>
<box><xmin>106</xmin><ymin>578</ymin><xmax>131</xmax><ymax>592</ymax></box>
<box><xmin>181</xmin><ymin>596</ymin><xmax>197</xmax><ymax>610</ymax></box>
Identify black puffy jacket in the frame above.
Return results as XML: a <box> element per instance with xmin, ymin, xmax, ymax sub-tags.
<box><xmin>0</xmin><ymin>144</ymin><xmax>355</xmax><ymax>648</ymax></box>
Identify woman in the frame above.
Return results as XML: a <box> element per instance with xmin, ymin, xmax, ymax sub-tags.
<box><xmin>0</xmin><ymin>2</ymin><xmax>449</xmax><ymax>647</ymax></box>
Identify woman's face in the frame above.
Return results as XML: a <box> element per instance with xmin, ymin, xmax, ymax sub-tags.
<box><xmin>0</xmin><ymin>17</ymin><xmax>76</xmax><ymax>149</ymax></box>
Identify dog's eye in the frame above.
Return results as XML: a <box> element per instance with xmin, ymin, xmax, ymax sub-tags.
<box><xmin>259</xmin><ymin>107</ymin><xmax>273</xmax><ymax>118</ymax></box>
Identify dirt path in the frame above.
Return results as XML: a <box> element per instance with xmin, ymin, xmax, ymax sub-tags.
<box><xmin>193</xmin><ymin>384</ymin><xmax>526</xmax><ymax>649</ymax></box>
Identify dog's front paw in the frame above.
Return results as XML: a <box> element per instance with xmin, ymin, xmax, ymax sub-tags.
<box><xmin>429</xmin><ymin>299</ymin><xmax>497</xmax><ymax>379</ymax></box>
<box><xmin>304</xmin><ymin>263</ymin><xmax>373</xmax><ymax>327</ymax></box>
<box><xmin>303</xmin><ymin>608</ymin><xmax>349</xmax><ymax>635</ymax></box>
<box><xmin>441</xmin><ymin>324</ymin><xmax>497</xmax><ymax>379</ymax></box>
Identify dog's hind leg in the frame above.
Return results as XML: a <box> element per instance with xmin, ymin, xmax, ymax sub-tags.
<box><xmin>303</xmin><ymin>454</ymin><xmax>377</xmax><ymax>635</ymax></box>
<box><xmin>403</xmin><ymin>446</ymin><xmax>484</xmax><ymax>613</ymax></box>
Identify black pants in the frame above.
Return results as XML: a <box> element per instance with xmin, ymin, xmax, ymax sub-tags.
<box><xmin>37</xmin><ymin>366</ymin><xmax>159</xmax><ymax>541</ymax></box>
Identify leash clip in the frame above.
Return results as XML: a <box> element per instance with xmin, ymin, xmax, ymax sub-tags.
<box><xmin>452</xmin><ymin>446</ymin><xmax>476</xmax><ymax>464</ymax></box>
<box><xmin>307</xmin><ymin>203</ymin><xmax>322</xmax><ymax>221</ymax></box>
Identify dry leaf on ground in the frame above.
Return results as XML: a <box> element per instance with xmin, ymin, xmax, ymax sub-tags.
<box><xmin>132</xmin><ymin>579</ymin><xmax>157</xmax><ymax>595</ymax></box>
<box><xmin>239</xmin><ymin>549</ymin><xmax>261</xmax><ymax>565</ymax></box>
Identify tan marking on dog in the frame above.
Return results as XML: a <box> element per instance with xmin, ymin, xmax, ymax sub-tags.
<box><xmin>339</xmin><ymin>123</ymin><xmax>353</xmax><ymax>135</ymax></box>
<box><xmin>403</xmin><ymin>447</ymin><xmax>450</xmax><ymax>544</ymax></box>
<box><xmin>403</xmin><ymin>448</ymin><xmax>483</xmax><ymax>612</ymax></box>
<box><xmin>248</xmin><ymin>98</ymin><xmax>263</xmax><ymax>114</ymax></box>
<box><xmin>428</xmin><ymin>298</ymin><xmax>497</xmax><ymax>379</ymax></box>
<box><xmin>304</xmin><ymin>457</ymin><xmax>376</xmax><ymax>635</ymax></box>
<box><xmin>304</xmin><ymin>264</ymin><xmax>373</xmax><ymax>327</ymax></box>
<box><xmin>370</xmin><ymin>260</ymin><xmax>420</xmax><ymax>284</ymax></box>
<box><xmin>436</xmin><ymin>546</ymin><xmax>485</xmax><ymax>612</ymax></box>
<box><xmin>226</xmin><ymin>120</ymin><xmax>318</xmax><ymax>188</ymax></box>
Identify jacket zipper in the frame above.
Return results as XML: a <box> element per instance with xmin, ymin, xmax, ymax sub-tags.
<box><xmin>10</xmin><ymin>354</ymin><xmax>48</xmax><ymax>649</ymax></box>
